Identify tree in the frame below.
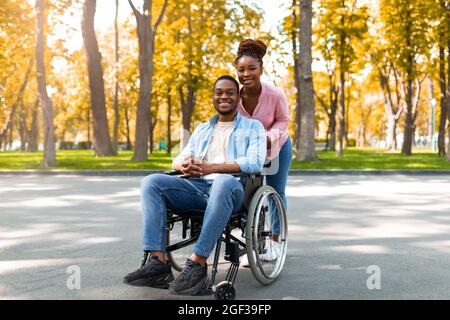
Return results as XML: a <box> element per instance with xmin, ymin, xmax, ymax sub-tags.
<box><xmin>381</xmin><ymin>0</ymin><xmax>430</xmax><ymax>155</ymax></box>
<box><xmin>291</xmin><ymin>0</ymin><xmax>302</xmax><ymax>155</ymax></box>
<box><xmin>81</xmin><ymin>0</ymin><xmax>115</xmax><ymax>156</ymax></box>
<box><xmin>297</xmin><ymin>0</ymin><xmax>318</xmax><ymax>161</ymax></box>
<box><xmin>369</xmin><ymin>40</ymin><xmax>404</xmax><ymax>150</ymax></box>
<box><xmin>314</xmin><ymin>12</ymin><xmax>340</xmax><ymax>151</ymax></box>
<box><xmin>113</xmin><ymin>0</ymin><xmax>120</xmax><ymax>153</ymax></box>
<box><xmin>0</xmin><ymin>0</ymin><xmax>37</xmax><ymax>151</ymax></box>
<box><xmin>35</xmin><ymin>0</ymin><xmax>56</xmax><ymax>167</ymax></box>
<box><xmin>447</xmin><ymin>6</ymin><xmax>450</xmax><ymax>161</ymax></box>
<box><xmin>26</xmin><ymin>98</ymin><xmax>39</xmax><ymax>152</ymax></box>
<box><xmin>316</xmin><ymin>0</ymin><xmax>369</xmax><ymax>157</ymax></box>
<box><xmin>128</xmin><ymin>0</ymin><xmax>168</xmax><ymax>161</ymax></box>
<box><xmin>0</xmin><ymin>60</ymin><xmax>33</xmax><ymax>149</ymax></box>
<box><xmin>436</xmin><ymin>1</ymin><xmax>448</xmax><ymax>155</ymax></box>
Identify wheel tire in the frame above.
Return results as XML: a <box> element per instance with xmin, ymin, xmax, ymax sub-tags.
<box><xmin>245</xmin><ymin>185</ymin><xmax>288</xmax><ymax>285</ymax></box>
<box><xmin>214</xmin><ymin>281</ymin><xmax>236</xmax><ymax>300</ymax></box>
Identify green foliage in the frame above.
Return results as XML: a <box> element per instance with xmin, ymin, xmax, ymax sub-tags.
<box><xmin>380</xmin><ymin>0</ymin><xmax>431</xmax><ymax>78</ymax></box>
<box><xmin>315</xmin><ymin>0</ymin><xmax>370</xmax><ymax>74</ymax></box>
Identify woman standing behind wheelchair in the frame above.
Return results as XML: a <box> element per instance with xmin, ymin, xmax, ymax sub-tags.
<box><xmin>235</xmin><ymin>39</ymin><xmax>292</xmax><ymax>216</ymax></box>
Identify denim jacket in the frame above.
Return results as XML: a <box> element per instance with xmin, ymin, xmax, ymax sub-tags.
<box><xmin>173</xmin><ymin>113</ymin><xmax>267</xmax><ymax>173</ymax></box>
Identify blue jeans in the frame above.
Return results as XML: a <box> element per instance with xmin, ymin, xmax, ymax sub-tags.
<box><xmin>266</xmin><ymin>137</ymin><xmax>292</xmax><ymax>234</ymax></box>
<box><xmin>140</xmin><ymin>174</ymin><xmax>244</xmax><ymax>258</ymax></box>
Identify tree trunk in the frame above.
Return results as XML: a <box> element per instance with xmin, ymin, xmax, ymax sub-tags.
<box><xmin>149</xmin><ymin>117</ymin><xmax>157</xmax><ymax>153</ymax></box>
<box><xmin>179</xmin><ymin>85</ymin><xmax>195</xmax><ymax>150</ymax></box>
<box><xmin>19</xmin><ymin>101</ymin><xmax>27</xmax><ymax>151</ymax></box>
<box><xmin>179</xmin><ymin>5</ymin><xmax>195</xmax><ymax>150</ymax></box>
<box><xmin>113</xmin><ymin>0</ymin><xmax>120</xmax><ymax>153</ymax></box>
<box><xmin>81</xmin><ymin>0</ymin><xmax>115</xmax><ymax>157</ymax></box>
<box><xmin>298</xmin><ymin>0</ymin><xmax>318</xmax><ymax>161</ymax></box>
<box><xmin>27</xmin><ymin>98</ymin><xmax>39</xmax><ymax>152</ymax></box>
<box><xmin>344</xmin><ymin>82</ymin><xmax>350</xmax><ymax>147</ymax></box>
<box><xmin>129</xmin><ymin>0</ymin><xmax>168</xmax><ymax>161</ymax></box>
<box><xmin>0</xmin><ymin>60</ymin><xmax>33</xmax><ymax>149</ymax></box>
<box><xmin>149</xmin><ymin>121</ymin><xmax>153</xmax><ymax>153</ymax></box>
<box><xmin>446</xmin><ymin>38</ymin><xmax>450</xmax><ymax>161</ymax></box>
<box><xmin>386</xmin><ymin>116</ymin><xmax>397</xmax><ymax>150</ymax></box>
<box><xmin>337</xmin><ymin>68</ymin><xmax>345</xmax><ymax>157</ymax></box>
<box><xmin>383</xmin><ymin>87</ymin><xmax>398</xmax><ymax>151</ymax></box>
<box><xmin>87</xmin><ymin>108</ymin><xmax>91</xmax><ymax>145</ymax></box>
<box><xmin>167</xmin><ymin>87</ymin><xmax>172</xmax><ymax>154</ymax></box>
<box><xmin>401</xmin><ymin>15</ymin><xmax>415</xmax><ymax>156</ymax></box>
<box><xmin>8</xmin><ymin>122</ymin><xmax>13</xmax><ymax>150</ymax></box>
<box><xmin>124</xmin><ymin>104</ymin><xmax>132</xmax><ymax>150</ymax></box>
<box><xmin>35</xmin><ymin>0</ymin><xmax>56</xmax><ymax>167</ymax></box>
<box><xmin>401</xmin><ymin>76</ymin><xmax>414</xmax><ymax>155</ymax></box>
<box><xmin>59</xmin><ymin>130</ymin><xmax>66</xmax><ymax>149</ymax></box>
<box><xmin>378</xmin><ymin>66</ymin><xmax>403</xmax><ymax>150</ymax></box>
<box><xmin>336</xmin><ymin>3</ymin><xmax>346</xmax><ymax>158</ymax></box>
<box><xmin>292</xmin><ymin>0</ymin><xmax>302</xmax><ymax>156</ymax></box>
<box><xmin>438</xmin><ymin>45</ymin><xmax>447</xmax><ymax>155</ymax></box>
<box><xmin>329</xmin><ymin>105</ymin><xmax>337</xmax><ymax>151</ymax></box>
<box><xmin>386</xmin><ymin>111</ymin><xmax>398</xmax><ymax>151</ymax></box>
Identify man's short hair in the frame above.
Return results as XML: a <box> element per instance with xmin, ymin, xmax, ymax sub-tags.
<box><xmin>214</xmin><ymin>75</ymin><xmax>240</xmax><ymax>93</ymax></box>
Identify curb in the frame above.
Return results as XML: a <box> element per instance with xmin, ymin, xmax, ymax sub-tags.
<box><xmin>1</xmin><ymin>170</ymin><xmax>450</xmax><ymax>176</ymax></box>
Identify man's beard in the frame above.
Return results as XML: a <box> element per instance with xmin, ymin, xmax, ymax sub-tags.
<box><xmin>216</xmin><ymin>108</ymin><xmax>237</xmax><ymax>116</ymax></box>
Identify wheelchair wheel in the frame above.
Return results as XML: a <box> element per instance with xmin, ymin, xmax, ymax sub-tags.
<box><xmin>214</xmin><ymin>281</ymin><xmax>236</xmax><ymax>300</ymax></box>
<box><xmin>245</xmin><ymin>185</ymin><xmax>288</xmax><ymax>285</ymax></box>
<box><xmin>166</xmin><ymin>216</ymin><xmax>199</xmax><ymax>272</ymax></box>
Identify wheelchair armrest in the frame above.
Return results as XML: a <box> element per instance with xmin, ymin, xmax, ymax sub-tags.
<box><xmin>229</xmin><ymin>172</ymin><xmax>261</xmax><ymax>179</ymax></box>
<box><xmin>163</xmin><ymin>170</ymin><xmax>261</xmax><ymax>179</ymax></box>
<box><xmin>164</xmin><ymin>170</ymin><xmax>183</xmax><ymax>175</ymax></box>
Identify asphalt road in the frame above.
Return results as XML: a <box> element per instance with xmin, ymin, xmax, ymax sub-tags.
<box><xmin>1</xmin><ymin>174</ymin><xmax>450</xmax><ymax>300</ymax></box>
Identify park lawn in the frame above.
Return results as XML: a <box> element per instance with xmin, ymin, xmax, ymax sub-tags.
<box><xmin>291</xmin><ymin>148</ymin><xmax>450</xmax><ymax>170</ymax></box>
<box><xmin>0</xmin><ymin>150</ymin><xmax>173</xmax><ymax>170</ymax></box>
<box><xmin>0</xmin><ymin>148</ymin><xmax>450</xmax><ymax>170</ymax></box>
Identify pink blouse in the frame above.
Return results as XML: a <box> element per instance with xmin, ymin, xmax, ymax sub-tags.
<box><xmin>237</xmin><ymin>81</ymin><xmax>290</xmax><ymax>160</ymax></box>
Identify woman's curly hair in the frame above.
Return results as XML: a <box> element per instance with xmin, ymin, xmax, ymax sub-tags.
<box><xmin>234</xmin><ymin>39</ymin><xmax>267</xmax><ymax>67</ymax></box>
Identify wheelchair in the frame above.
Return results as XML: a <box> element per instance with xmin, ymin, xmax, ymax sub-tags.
<box><xmin>139</xmin><ymin>171</ymin><xmax>288</xmax><ymax>300</ymax></box>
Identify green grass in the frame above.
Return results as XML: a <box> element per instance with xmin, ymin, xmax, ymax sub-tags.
<box><xmin>291</xmin><ymin>148</ymin><xmax>450</xmax><ymax>170</ymax></box>
<box><xmin>0</xmin><ymin>150</ymin><xmax>173</xmax><ymax>170</ymax></box>
<box><xmin>0</xmin><ymin>148</ymin><xmax>449</xmax><ymax>170</ymax></box>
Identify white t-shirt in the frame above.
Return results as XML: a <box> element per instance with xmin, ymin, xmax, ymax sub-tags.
<box><xmin>203</xmin><ymin>120</ymin><xmax>234</xmax><ymax>179</ymax></box>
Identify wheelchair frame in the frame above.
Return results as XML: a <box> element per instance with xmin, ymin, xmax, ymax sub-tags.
<box><xmin>140</xmin><ymin>171</ymin><xmax>288</xmax><ymax>300</ymax></box>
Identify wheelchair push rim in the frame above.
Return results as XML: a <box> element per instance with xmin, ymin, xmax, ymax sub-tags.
<box><xmin>245</xmin><ymin>185</ymin><xmax>288</xmax><ymax>285</ymax></box>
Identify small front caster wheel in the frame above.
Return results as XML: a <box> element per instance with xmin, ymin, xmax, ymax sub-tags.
<box><xmin>214</xmin><ymin>281</ymin><xmax>236</xmax><ymax>300</ymax></box>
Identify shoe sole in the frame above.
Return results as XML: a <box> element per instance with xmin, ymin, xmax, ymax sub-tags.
<box><xmin>124</xmin><ymin>272</ymin><xmax>174</xmax><ymax>289</ymax></box>
<box><xmin>168</xmin><ymin>275</ymin><xmax>209</xmax><ymax>296</ymax></box>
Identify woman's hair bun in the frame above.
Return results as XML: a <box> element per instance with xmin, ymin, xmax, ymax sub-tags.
<box><xmin>237</xmin><ymin>39</ymin><xmax>267</xmax><ymax>60</ymax></box>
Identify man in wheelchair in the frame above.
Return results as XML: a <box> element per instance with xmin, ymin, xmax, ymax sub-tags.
<box><xmin>123</xmin><ymin>75</ymin><xmax>267</xmax><ymax>296</ymax></box>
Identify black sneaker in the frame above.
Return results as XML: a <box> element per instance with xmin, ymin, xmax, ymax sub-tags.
<box><xmin>123</xmin><ymin>256</ymin><xmax>174</xmax><ymax>289</ymax></box>
<box><xmin>168</xmin><ymin>259</ymin><xmax>208</xmax><ymax>295</ymax></box>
